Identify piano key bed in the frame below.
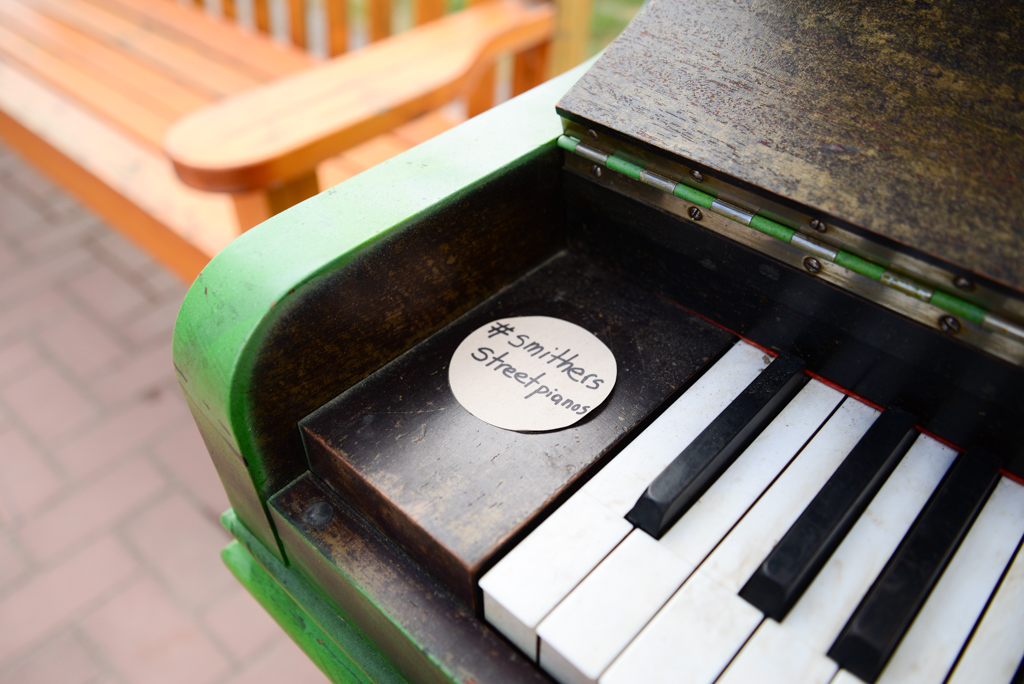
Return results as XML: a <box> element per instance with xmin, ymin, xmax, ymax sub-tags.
<box><xmin>482</xmin><ymin>341</ymin><xmax>1024</xmax><ymax>684</ymax></box>
<box><xmin>290</xmin><ymin>245</ymin><xmax>1024</xmax><ymax>684</ymax></box>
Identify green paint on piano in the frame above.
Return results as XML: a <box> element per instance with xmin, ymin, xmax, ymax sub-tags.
<box><xmin>221</xmin><ymin>509</ymin><xmax>408</xmax><ymax>684</ymax></box>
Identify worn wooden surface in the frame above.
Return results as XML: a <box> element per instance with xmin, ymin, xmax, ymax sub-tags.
<box><xmin>301</xmin><ymin>251</ymin><xmax>735</xmax><ymax>609</ymax></box>
<box><xmin>558</xmin><ymin>0</ymin><xmax>1024</xmax><ymax>292</ymax></box>
<box><xmin>271</xmin><ymin>473</ymin><xmax>554</xmax><ymax>684</ymax></box>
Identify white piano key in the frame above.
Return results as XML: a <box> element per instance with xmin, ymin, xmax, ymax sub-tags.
<box><xmin>716</xmin><ymin>618</ymin><xmax>838</xmax><ymax>684</ymax></box>
<box><xmin>947</xmin><ymin>519</ymin><xmax>1024</xmax><ymax>684</ymax></box>
<box><xmin>658</xmin><ymin>379</ymin><xmax>844</xmax><ymax>567</ymax></box>
<box><xmin>480</xmin><ymin>490</ymin><xmax>632</xmax><ymax>659</ymax></box>
<box><xmin>829</xmin><ymin>669</ymin><xmax>867</xmax><ymax>684</ymax></box>
<box><xmin>876</xmin><ymin>476</ymin><xmax>1024</xmax><ymax>684</ymax></box>
<box><xmin>582</xmin><ymin>340</ymin><xmax>770</xmax><ymax>515</ymax></box>
<box><xmin>600</xmin><ymin>570</ymin><xmax>762</xmax><ymax>684</ymax></box>
<box><xmin>781</xmin><ymin>434</ymin><xmax>958</xmax><ymax>652</ymax></box>
<box><xmin>701</xmin><ymin>397</ymin><xmax>880</xmax><ymax>592</ymax></box>
<box><xmin>537</xmin><ymin>530</ymin><xmax>692</xmax><ymax>684</ymax></box>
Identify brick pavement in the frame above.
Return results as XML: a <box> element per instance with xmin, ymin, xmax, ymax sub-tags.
<box><xmin>0</xmin><ymin>141</ymin><xmax>328</xmax><ymax>684</ymax></box>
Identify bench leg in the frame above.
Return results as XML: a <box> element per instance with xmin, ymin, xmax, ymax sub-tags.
<box><xmin>467</xmin><ymin>65</ymin><xmax>497</xmax><ymax>118</ymax></box>
<box><xmin>232</xmin><ymin>171</ymin><xmax>320</xmax><ymax>231</ymax></box>
<box><xmin>513</xmin><ymin>41</ymin><xmax>551</xmax><ymax>96</ymax></box>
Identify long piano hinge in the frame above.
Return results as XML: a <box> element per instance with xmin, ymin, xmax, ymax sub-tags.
<box><xmin>558</xmin><ymin>135</ymin><xmax>1024</xmax><ymax>353</ymax></box>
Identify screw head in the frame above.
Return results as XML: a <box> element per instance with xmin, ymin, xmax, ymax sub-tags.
<box><xmin>939</xmin><ymin>315</ymin><xmax>961</xmax><ymax>334</ymax></box>
<box><xmin>803</xmin><ymin>256</ymin><xmax>822</xmax><ymax>273</ymax></box>
<box><xmin>587</xmin><ymin>129</ymin><xmax>599</xmax><ymax>141</ymax></box>
<box><xmin>688</xmin><ymin>206</ymin><xmax>703</xmax><ymax>221</ymax></box>
<box><xmin>590</xmin><ymin>164</ymin><xmax>603</xmax><ymax>178</ymax></box>
<box><xmin>690</xmin><ymin>169</ymin><xmax>704</xmax><ymax>183</ymax></box>
<box><xmin>303</xmin><ymin>501</ymin><xmax>334</xmax><ymax>527</ymax></box>
<box><xmin>810</xmin><ymin>219</ymin><xmax>827</xmax><ymax>233</ymax></box>
<box><xmin>953</xmin><ymin>276</ymin><xmax>975</xmax><ymax>292</ymax></box>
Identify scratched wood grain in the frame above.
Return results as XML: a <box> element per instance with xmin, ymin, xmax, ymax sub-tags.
<box><xmin>558</xmin><ymin>0</ymin><xmax>1024</xmax><ymax>292</ymax></box>
<box><xmin>300</xmin><ymin>251</ymin><xmax>735</xmax><ymax>609</ymax></box>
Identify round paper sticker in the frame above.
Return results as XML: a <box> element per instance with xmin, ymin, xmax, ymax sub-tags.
<box><xmin>448</xmin><ymin>316</ymin><xmax>617</xmax><ymax>432</ymax></box>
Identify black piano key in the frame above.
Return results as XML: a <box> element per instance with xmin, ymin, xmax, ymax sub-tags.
<box><xmin>1013</xmin><ymin>651</ymin><xmax>1024</xmax><ymax>684</ymax></box>
<box><xmin>827</xmin><ymin>448</ymin><xmax>1002</xmax><ymax>683</ymax></box>
<box><xmin>626</xmin><ymin>353</ymin><xmax>808</xmax><ymax>539</ymax></box>
<box><xmin>740</xmin><ymin>407</ymin><xmax>919</xmax><ymax>621</ymax></box>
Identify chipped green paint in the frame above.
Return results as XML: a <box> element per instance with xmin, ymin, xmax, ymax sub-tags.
<box><xmin>749</xmin><ymin>214</ymin><xmax>795</xmax><ymax>243</ymax></box>
<box><xmin>606</xmin><ymin>154</ymin><xmax>643</xmax><ymax>179</ymax></box>
<box><xmin>672</xmin><ymin>182</ymin><xmax>714</xmax><ymax>209</ymax></box>
<box><xmin>930</xmin><ymin>290</ymin><xmax>987</xmax><ymax>325</ymax></box>
<box><xmin>221</xmin><ymin>510</ymin><xmax>408</xmax><ymax>684</ymax></box>
<box><xmin>836</xmin><ymin>251</ymin><xmax>886</xmax><ymax>281</ymax></box>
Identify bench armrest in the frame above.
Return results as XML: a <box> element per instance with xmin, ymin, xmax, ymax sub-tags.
<box><xmin>164</xmin><ymin>0</ymin><xmax>554</xmax><ymax>194</ymax></box>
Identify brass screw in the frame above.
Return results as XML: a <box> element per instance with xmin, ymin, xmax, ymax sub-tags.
<box><xmin>591</xmin><ymin>164</ymin><xmax>603</xmax><ymax>178</ymax></box>
<box><xmin>939</xmin><ymin>315</ymin><xmax>961</xmax><ymax>334</ymax></box>
<box><xmin>953</xmin><ymin>276</ymin><xmax>975</xmax><ymax>292</ymax></box>
<box><xmin>688</xmin><ymin>206</ymin><xmax>703</xmax><ymax>221</ymax></box>
<box><xmin>810</xmin><ymin>219</ymin><xmax>827</xmax><ymax>233</ymax></box>
<box><xmin>803</xmin><ymin>256</ymin><xmax>822</xmax><ymax>273</ymax></box>
<box><xmin>587</xmin><ymin>129</ymin><xmax>599</xmax><ymax>141</ymax></box>
<box><xmin>690</xmin><ymin>169</ymin><xmax>703</xmax><ymax>183</ymax></box>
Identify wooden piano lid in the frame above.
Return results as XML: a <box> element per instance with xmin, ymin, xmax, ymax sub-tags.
<box><xmin>557</xmin><ymin>0</ymin><xmax>1024</xmax><ymax>293</ymax></box>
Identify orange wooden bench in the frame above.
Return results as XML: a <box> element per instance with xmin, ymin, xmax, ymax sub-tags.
<box><xmin>0</xmin><ymin>0</ymin><xmax>585</xmax><ymax>281</ymax></box>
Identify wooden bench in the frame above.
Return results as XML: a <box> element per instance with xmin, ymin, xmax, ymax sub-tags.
<box><xmin>0</xmin><ymin>0</ymin><xmax>583</xmax><ymax>281</ymax></box>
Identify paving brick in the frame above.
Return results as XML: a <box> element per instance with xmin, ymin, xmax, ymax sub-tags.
<box><xmin>145</xmin><ymin>269</ymin><xmax>188</xmax><ymax>302</ymax></box>
<box><xmin>54</xmin><ymin>388</ymin><xmax>185</xmax><ymax>478</ymax></box>
<box><xmin>0</xmin><ymin>429</ymin><xmax>62</xmax><ymax>521</ymax></box>
<box><xmin>5</xmin><ymin>159</ymin><xmax>65</xmax><ymax>207</ymax></box>
<box><xmin>92</xmin><ymin>341</ymin><xmax>174</xmax><ymax>406</ymax></box>
<box><xmin>0</xmin><ymin>340</ymin><xmax>39</xmax><ymax>383</ymax></box>
<box><xmin>0</xmin><ymin>184</ymin><xmax>46</xmax><ymax>236</ymax></box>
<box><xmin>66</xmin><ymin>266</ymin><xmax>148</xmax><ymax>324</ymax></box>
<box><xmin>0</xmin><ymin>289</ymin><xmax>70</xmax><ymax>345</ymax></box>
<box><xmin>0</xmin><ymin>532</ymin><xmax>27</xmax><ymax>592</ymax></box>
<box><xmin>0</xmin><ymin>536</ymin><xmax>138</xmax><ymax>666</ymax></box>
<box><xmin>0</xmin><ymin>241</ymin><xmax>16</xmax><ymax>274</ymax></box>
<box><xmin>122</xmin><ymin>296</ymin><xmax>184</xmax><ymax>347</ymax></box>
<box><xmin>0</xmin><ymin>250</ymin><xmax>94</xmax><ymax>307</ymax></box>
<box><xmin>0</xmin><ymin>629</ymin><xmax>101</xmax><ymax>684</ymax></box>
<box><xmin>38</xmin><ymin>311</ymin><xmax>125</xmax><ymax>379</ymax></box>
<box><xmin>224</xmin><ymin>634</ymin><xmax>330</xmax><ymax>684</ymax></box>
<box><xmin>125</xmin><ymin>494</ymin><xmax>233</xmax><ymax>608</ymax></box>
<box><xmin>1</xmin><ymin>367</ymin><xmax>97</xmax><ymax>445</ymax></box>
<box><xmin>83</xmin><ymin>578</ymin><xmax>229</xmax><ymax>684</ymax></box>
<box><xmin>154</xmin><ymin>419</ymin><xmax>229</xmax><ymax>516</ymax></box>
<box><xmin>90</xmin><ymin>231</ymin><xmax>157</xmax><ymax>277</ymax></box>
<box><xmin>17</xmin><ymin>457</ymin><xmax>165</xmax><ymax>563</ymax></box>
<box><xmin>14</xmin><ymin>213</ymin><xmax>102</xmax><ymax>258</ymax></box>
<box><xmin>203</xmin><ymin>582</ymin><xmax>281</xmax><ymax>661</ymax></box>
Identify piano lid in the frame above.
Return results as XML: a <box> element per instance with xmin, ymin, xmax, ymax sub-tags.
<box><xmin>557</xmin><ymin>0</ymin><xmax>1024</xmax><ymax>294</ymax></box>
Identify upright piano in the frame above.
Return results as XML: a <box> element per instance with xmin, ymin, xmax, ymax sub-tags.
<box><xmin>172</xmin><ymin>1</ymin><xmax>1024</xmax><ymax>682</ymax></box>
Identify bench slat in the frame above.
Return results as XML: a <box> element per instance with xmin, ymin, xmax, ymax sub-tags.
<box><xmin>0</xmin><ymin>59</ymin><xmax>236</xmax><ymax>280</ymax></box>
<box><xmin>167</xmin><ymin>0</ymin><xmax>554</xmax><ymax>192</ymax></box>
<box><xmin>0</xmin><ymin>30</ymin><xmax>171</xmax><ymax>147</ymax></box>
<box><xmin>89</xmin><ymin>0</ymin><xmax>313</xmax><ymax>79</ymax></box>
<box><xmin>0</xmin><ymin>0</ymin><xmax>210</xmax><ymax>118</ymax></box>
<box><xmin>12</xmin><ymin>0</ymin><xmax>262</xmax><ymax>98</ymax></box>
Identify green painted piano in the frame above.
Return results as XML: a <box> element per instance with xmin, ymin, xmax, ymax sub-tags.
<box><xmin>173</xmin><ymin>1</ymin><xmax>1024</xmax><ymax>682</ymax></box>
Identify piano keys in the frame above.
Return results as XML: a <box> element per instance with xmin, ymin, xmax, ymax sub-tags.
<box><xmin>480</xmin><ymin>342</ymin><xmax>1024</xmax><ymax>684</ymax></box>
<box><xmin>171</xmin><ymin>0</ymin><xmax>1024</xmax><ymax>682</ymax></box>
